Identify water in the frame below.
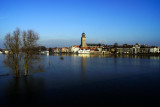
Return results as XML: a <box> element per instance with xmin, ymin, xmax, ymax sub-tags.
<box><xmin>0</xmin><ymin>54</ymin><xmax>160</xmax><ymax>106</ymax></box>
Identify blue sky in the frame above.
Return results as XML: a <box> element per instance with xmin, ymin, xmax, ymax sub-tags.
<box><xmin>0</xmin><ymin>0</ymin><xmax>160</xmax><ymax>48</ymax></box>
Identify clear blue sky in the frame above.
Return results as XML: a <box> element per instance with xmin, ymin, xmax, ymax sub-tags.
<box><xmin>0</xmin><ymin>0</ymin><xmax>160</xmax><ymax>48</ymax></box>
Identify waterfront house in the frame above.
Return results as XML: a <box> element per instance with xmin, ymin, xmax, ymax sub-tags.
<box><xmin>53</xmin><ymin>48</ymin><xmax>61</xmax><ymax>53</ymax></box>
<box><xmin>116</xmin><ymin>44</ymin><xmax>133</xmax><ymax>54</ymax></box>
<box><xmin>71</xmin><ymin>45</ymin><xmax>80</xmax><ymax>53</ymax></box>
<box><xmin>61</xmin><ymin>47</ymin><xmax>69</xmax><ymax>53</ymax></box>
<box><xmin>54</xmin><ymin>47</ymin><xmax>62</xmax><ymax>53</ymax></box>
<box><xmin>3</xmin><ymin>49</ymin><xmax>10</xmax><ymax>54</ymax></box>
<box><xmin>132</xmin><ymin>44</ymin><xmax>140</xmax><ymax>54</ymax></box>
<box><xmin>40</xmin><ymin>50</ymin><xmax>49</xmax><ymax>55</ymax></box>
<box><xmin>78</xmin><ymin>49</ymin><xmax>90</xmax><ymax>54</ymax></box>
<box><xmin>52</xmin><ymin>48</ymin><xmax>57</xmax><ymax>53</ymax></box>
<box><xmin>139</xmin><ymin>47</ymin><xmax>150</xmax><ymax>54</ymax></box>
<box><xmin>150</xmin><ymin>46</ymin><xmax>159</xmax><ymax>53</ymax></box>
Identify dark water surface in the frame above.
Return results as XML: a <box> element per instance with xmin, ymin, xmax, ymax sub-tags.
<box><xmin>0</xmin><ymin>54</ymin><xmax>160</xmax><ymax>106</ymax></box>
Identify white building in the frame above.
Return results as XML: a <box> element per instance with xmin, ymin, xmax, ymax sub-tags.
<box><xmin>53</xmin><ymin>48</ymin><xmax>62</xmax><ymax>53</ymax></box>
<box><xmin>71</xmin><ymin>46</ymin><xmax>80</xmax><ymax>53</ymax></box>
<box><xmin>132</xmin><ymin>44</ymin><xmax>140</xmax><ymax>54</ymax></box>
<box><xmin>78</xmin><ymin>49</ymin><xmax>90</xmax><ymax>54</ymax></box>
<box><xmin>150</xmin><ymin>47</ymin><xmax>159</xmax><ymax>53</ymax></box>
<box><xmin>3</xmin><ymin>49</ymin><xmax>9</xmax><ymax>54</ymax></box>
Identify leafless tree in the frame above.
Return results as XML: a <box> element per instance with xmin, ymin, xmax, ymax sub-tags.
<box><xmin>4</xmin><ymin>28</ymin><xmax>22</xmax><ymax>77</ymax></box>
<box><xmin>22</xmin><ymin>30</ymin><xmax>39</xmax><ymax>76</ymax></box>
<box><xmin>4</xmin><ymin>28</ymin><xmax>44</xmax><ymax>77</ymax></box>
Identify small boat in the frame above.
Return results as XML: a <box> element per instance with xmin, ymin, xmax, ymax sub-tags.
<box><xmin>60</xmin><ymin>56</ymin><xmax>64</xmax><ymax>60</ymax></box>
<box><xmin>78</xmin><ymin>49</ymin><xmax>90</xmax><ymax>54</ymax></box>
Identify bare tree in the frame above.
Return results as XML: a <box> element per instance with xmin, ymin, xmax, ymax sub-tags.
<box><xmin>4</xmin><ymin>28</ymin><xmax>22</xmax><ymax>77</ymax></box>
<box><xmin>4</xmin><ymin>28</ymin><xmax>43</xmax><ymax>77</ymax></box>
<box><xmin>22</xmin><ymin>30</ymin><xmax>39</xmax><ymax>76</ymax></box>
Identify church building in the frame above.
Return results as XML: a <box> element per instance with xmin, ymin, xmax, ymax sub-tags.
<box><xmin>80</xmin><ymin>32</ymin><xmax>104</xmax><ymax>49</ymax></box>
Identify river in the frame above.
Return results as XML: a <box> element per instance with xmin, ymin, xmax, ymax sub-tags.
<box><xmin>0</xmin><ymin>54</ymin><xmax>160</xmax><ymax>106</ymax></box>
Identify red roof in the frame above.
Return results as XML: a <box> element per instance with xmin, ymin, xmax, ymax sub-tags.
<box><xmin>72</xmin><ymin>45</ymin><xmax>79</xmax><ymax>48</ymax></box>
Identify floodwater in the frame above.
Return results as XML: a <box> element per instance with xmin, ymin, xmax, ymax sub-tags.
<box><xmin>0</xmin><ymin>54</ymin><xmax>160</xmax><ymax>106</ymax></box>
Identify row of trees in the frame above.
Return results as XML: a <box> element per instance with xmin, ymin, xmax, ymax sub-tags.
<box><xmin>4</xmin><ymin>28</ymin><xmax>40</xmax><ymax>77</ymax></box>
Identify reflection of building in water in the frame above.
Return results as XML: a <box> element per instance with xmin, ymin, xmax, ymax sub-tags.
<box><xmin>78</xmin><ymin>54</ymin><xmax>90</xmax><ymax>57</ymax></box>
<box><xmin>81</xmin><ymin>55</ymin><xmax>88</xmax><ymax>79</ymax></box>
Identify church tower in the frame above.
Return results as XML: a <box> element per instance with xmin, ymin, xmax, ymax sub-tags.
<box><xmin>81</xmin><ymin>32</ymin><xmax>87</xmax><ymax>48</ymax></box>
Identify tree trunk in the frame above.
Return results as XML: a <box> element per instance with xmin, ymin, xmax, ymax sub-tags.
<box><xmin>16</xmin><ymin>55</ymin><xmax>19</xmax><ymax>76</ymax></box>
<box><xmin>24</xmin><ymin>55</ymin><xmax>28</xmax><ymax>76</ymax></box>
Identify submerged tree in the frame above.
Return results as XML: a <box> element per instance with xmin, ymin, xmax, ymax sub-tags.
<box><xmin>4</xmin><ymin>29</ymin><xmax>22</xmax><ymax>76</ymax></box>
<box><xmin>22</xmin><ymin>30</ymin><xmax>39</xmax><ymax>76</ymax></box>
<box><xmin>4</xmin><ymin>28</ymin><xmax>43</xmax><ymax>77</ymax></box>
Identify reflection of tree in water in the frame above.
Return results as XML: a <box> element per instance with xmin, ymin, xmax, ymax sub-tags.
<box><xmin>3</xmin><ymin>54</ymin><xmax>16</xmax><ymax>75</ymax></box>
<box><xmin>3</xmin><ymin>54</ymin><xmax>45</xmax><ymax>76</ymax></box>
<box><xmin>4</xmin><ymin>77</ymin><xmax>45</xmax><ymax>107</ymax></box>
<box><xmin>2</xmin><ymin>54</ymin><xmax>46</xmax><ymax>106</ymax></box>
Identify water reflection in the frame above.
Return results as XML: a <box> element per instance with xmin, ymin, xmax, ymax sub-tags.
<box><xmin>3</xmin><ymin>76</ymin><xmax>45</xmax><ymax>106</ymax></box>
<box><xmin>111</xmin><ymin>54</ymin><xmax>160</xmax><ymax>60</ymax></box>
<box><xmin>80</xmin><ymin>54</ymin><xmax>89</xmax><ymax>80</ymax></box>
<box><xmin>3</xmin><ymin>54</ymin><xmax>46</xmax><ymax>76</ymax></box>
<box><xmin>0</xmin><ymin>54</ymin><xmax>160</xmax><ymax>106</ymax></box>
<box><xmin>53</xmin><ymin>53</ymin><xmax>160</xmax><ymax>60</ymax></box>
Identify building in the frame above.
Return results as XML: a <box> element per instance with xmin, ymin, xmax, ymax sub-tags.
<box><xmin>81</xmin><ymin>32</ymin><xmax>87</xmax><ymax>48</ymax></box>
<box><xmin>3</xmin><ymin>49</ymin><xmax>10</xmax><ymax>54</ymax></box>
<box><xmin>52</xmin><ymin>47</ymin><xmax>62</xmax><ymax>53</ymax></box>
<box><xmin>114</xmin><ymin>44</ymin><xmax>133</xmax><ymax>54</ymax></box>
<box><xmin>0</xmin><ymin>50</ymin><xmax>3</xmax><ymax>54</ymax></box>
<box><xmin>139</xmin><ymin>47</ymin><xmax>150</xmax><ymax>54</ymax></box>
<box><xmin>150</xmin><ymin>46</ymin><xmax>159</xmax><ymax>53</ymax></box>
<box><xmin>61</xmin><ymin>47</ymin><xmax>69</xmax><ymax>53</ymax></box>
<box><xmin>87</xmin><ymin>43</ymin><xmax>104</xmax><ymax>48</ymax></box>
<box><xmin>71</xmin><ymin>45</ymin><xmax>80</xmax><ymax>53</ymax></box>
<box><xmin>80</xmin><ymin>32</ymin><xmax>104</xmax><ymax>49</ymax></box>
<box><xmin>132</xmin><ymin>44</ymin><xmax>140</xmax><ymax>54</ymax></box>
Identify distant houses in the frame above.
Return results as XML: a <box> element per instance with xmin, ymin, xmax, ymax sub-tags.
<box><xmin>1</xmin><ymin>44</ymin><xmax>160</xmax><ymax>55</ymax></box>
<box><xmin>112</xmin><ymin>44</ymin><xmax>160</xmax><ymax>54</ymax></box>
<box><xmin>52</xmin><ymin>47</ymin><xmax>62</xmax><ymax>53</ymax></box>
<box><xmin>43</xmin><ymin>43</ymin><xmax>160</xmax><ymax>55</ymax></box>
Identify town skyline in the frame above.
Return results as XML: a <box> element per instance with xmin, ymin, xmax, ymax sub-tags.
<box><xmin>0</xmin><ymin>0</ymin><xmax>160</xmax><ymax>48</ymax></box>
<box><xmin>0</xmin><ymin>31</ymin><xmax>160</xmax><ymax>49</ymax></box>
<box><xmin>0</xmin><ymin>31</ymin><xmax>160</xmax><ymax>48</ymax></box>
